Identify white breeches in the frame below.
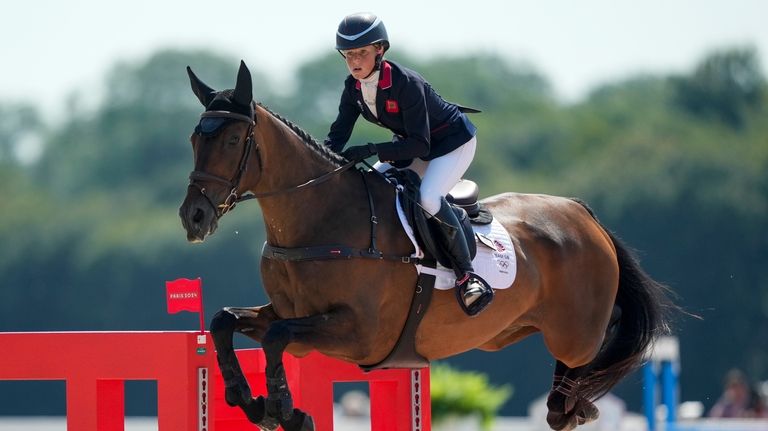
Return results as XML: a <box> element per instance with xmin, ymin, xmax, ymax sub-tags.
<box><xmin>374</xmin><ymin>136</ymin><xmax>477</xmax><ymax>215</ymax></box>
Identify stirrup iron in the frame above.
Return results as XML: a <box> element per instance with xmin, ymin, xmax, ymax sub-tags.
<box><xmin>455</xmin><ymin>273</ymin><xmax>494</xmax><ymax>316</ymax></box>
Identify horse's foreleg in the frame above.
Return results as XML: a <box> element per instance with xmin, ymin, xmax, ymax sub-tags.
<box><xmin>210</xmin><ymin>305</ymin><xmax>281</xmax><ymax>430</ymax></box>
<box><xmin>260</xmin><ymin>310</ymin><xmax>358</xmax><ymax>431</ymax></box>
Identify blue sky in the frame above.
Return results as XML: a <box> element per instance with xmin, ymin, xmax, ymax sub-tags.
<box><xmin>3</xmin><ymin>0</ymin><xmax>767</xmax><ymax>118</ymax></box>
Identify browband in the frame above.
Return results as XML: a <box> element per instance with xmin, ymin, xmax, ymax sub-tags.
<box><xmin>201</xmin><ymin>110</ymin><xmax>255</xmax><ymax>125</ymax></box>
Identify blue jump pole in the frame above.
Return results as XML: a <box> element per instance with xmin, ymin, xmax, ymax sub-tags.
<box><xmin>662</xmin><ymin>360</ymin><xmax>678</xmax><ymax>430</ymax></box>
<box><xmin>644</xmin><ymin>337</ymin><xmax>680</xmax><ymax>431</ymax></box>
<box><xmin>644</xmin><ymin>362</ymin><xmax>658</xmax><ymax>431</ymax></box>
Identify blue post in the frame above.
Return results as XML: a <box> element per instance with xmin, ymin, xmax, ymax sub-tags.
<box><xmin>662</xmin><ymin>360</ymin><xmax>678</xmax><ymax>429</ymax></box>
<box><xmin>644</xmin><ymin>362</ymin><xmax>658</xmax><ymax>431</ymax></box>
<box><xmin>645</xmin><ymin>337</ymin><xmax>680</xmax><ymax>431</ymax></box>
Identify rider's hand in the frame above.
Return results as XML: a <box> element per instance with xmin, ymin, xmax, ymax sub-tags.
<box><xmin>341</xmin><ymin>143</ymin><xmax>377</xmax><ymax>162</ymax></box>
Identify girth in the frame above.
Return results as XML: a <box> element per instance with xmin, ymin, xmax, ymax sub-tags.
<box><xmin>262</xmin><ymin>243</ymin><xmax>420</xmax><ymax>264</ymax></box>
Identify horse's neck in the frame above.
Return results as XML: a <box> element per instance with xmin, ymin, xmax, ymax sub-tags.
<box><xmin>255</xmin><ymin>112</ymin><xmax>333</xmax><ymax>193</ymax></box>
<box><xmin>255</xmin><ymin>113</ymin><xmax>359</xmax><ymax>246</ymax></box>
<box><xmin>260</xmin><ymin>172</ymin><xmax>364</xmax><ymax>247</ymax></box>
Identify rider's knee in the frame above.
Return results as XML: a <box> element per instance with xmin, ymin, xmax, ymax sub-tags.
<box><xmin>419</xmin><ymin>192</ymin><xmax>441</xmax><ymax>215</ymax></box>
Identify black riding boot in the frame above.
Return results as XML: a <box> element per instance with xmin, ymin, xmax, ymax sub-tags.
<box><xmin>431</xmin><ymin>199</ymin><xmax>494</xmax><ymax>316</ymax></box>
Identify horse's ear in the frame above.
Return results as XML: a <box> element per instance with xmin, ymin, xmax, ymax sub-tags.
<box><xmin>233</xmin><ymin>60</ymin><xmax>253</xmax><ymax>107</ymax></box>
<box><xmin>187</xmin><ymin>66</ymin><xmax>216</xmax><ymax>107</ymax></box>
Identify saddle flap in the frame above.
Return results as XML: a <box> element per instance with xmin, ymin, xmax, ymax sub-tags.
<box><xmin>412</xmin><ymin>206</ymin><xmax>477</xmax><ymax>269</ymax></box>
<box><xmin>386</xmin><ymin>168</ymin><xmax>485</xmax><ymax>266</ymax></box>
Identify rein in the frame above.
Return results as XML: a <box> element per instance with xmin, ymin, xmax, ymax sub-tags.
<box><xmin>243</xmin><ymin>159</ymin><xmax>358</xmax><ymax>200</ymax></box>
<box><xmin>188</xmin><ymin>109</ymin><xmax>357</xmax><ymax>218</ymax></box>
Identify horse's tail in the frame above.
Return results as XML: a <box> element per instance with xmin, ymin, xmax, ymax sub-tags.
<box><xmin>572</xmin><ymin>200</ymin><xmax>676</xmax><ymax>402</ymax></box>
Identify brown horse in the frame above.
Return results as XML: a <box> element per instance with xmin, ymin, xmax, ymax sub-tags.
<box><xmin>179</xmin><ymin>61</ymin><xmax>673</xmax><ymax>431</ymax></box>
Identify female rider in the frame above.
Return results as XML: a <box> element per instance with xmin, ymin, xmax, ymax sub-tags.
<box><xmin>324</xmin><ymin>12</ymin><xmax>493</xmax><ymax>316</ymax></box>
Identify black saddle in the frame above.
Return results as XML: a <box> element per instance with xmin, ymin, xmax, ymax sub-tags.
<box><xmin>387</xmin><ymin>169</ymin><xmax>492</xmax><ymax>269</ymax></box>
<box><xmin>447</xmin><ymin>179</ymin><xmax>493</xmax><ymax>224</ymax></box>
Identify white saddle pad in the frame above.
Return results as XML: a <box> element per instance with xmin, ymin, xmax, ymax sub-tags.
<box><xmin>395</xmin><ymin>194</ymin><xmax>517</xmax><ymax>290</ymax></box>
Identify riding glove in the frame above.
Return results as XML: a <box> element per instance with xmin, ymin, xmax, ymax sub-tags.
<box><xmin>341</xmin><ymin>143</ymin><xmax>377</xmax><ymax>162</ymax></box>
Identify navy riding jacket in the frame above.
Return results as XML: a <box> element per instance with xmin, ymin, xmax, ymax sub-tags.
<box><xmin>324</xmin><ymin>60</ymin><xmax>477</xmax><ymax>164</ymax></box>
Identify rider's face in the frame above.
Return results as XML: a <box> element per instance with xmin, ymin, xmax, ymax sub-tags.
<box><xmin>341</xmin><ymin>45</ymin><xmax>382</xmax><ymax>79</ymax></box>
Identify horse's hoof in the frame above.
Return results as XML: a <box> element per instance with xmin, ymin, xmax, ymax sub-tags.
<box><xmin>546</xmin><ymin>392</ymin><xmax>569</xmax><ymax>430</ymax></box>
<box><xmin>240</xmin><ymin>396</ymin><xmax>279</xmax><ymax>431</ymax></box>
<box><xmin>546</xmin><ymin>410</ymin><xmax>579</xmax><ymax>431</ymax></box>
<box><xmin>546</xmin><ymin>410</ymin><xmax>573</xmax><ymax>431</ymax></box>
<box><xmin>574</xmin><ymin>398</ymin><xmax>599</xmax><ymax>425</ymax></box>
<box><xmin>281</xmin><ymin>409</ymin><xmax>315</xmax><ymax>431</ymax></box>
<box><xmin>546</xmin><ymin>398</ymin><xmax>600</xmax><ymax>430</ymax></box>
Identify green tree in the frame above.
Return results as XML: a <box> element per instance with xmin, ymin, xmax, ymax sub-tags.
<box><xmin>275</xmin><ymin>52</ymin><xmax>348</xmax><ymax>138</ymax></box>
<box><xmin>0</xmin><ymin>103</ymin><xmax>42</xmax><ymax>164</ymax></box>
<box><xmin>1</xmin><ymin>49</ymin><xmax>272</xmax><ymax>334</ymax></box>
<box><xmin>672</xmin><ymin>46</ymin><xmax>766</xmax><ymax>128</ymax></box>
<box><xmin>34</xmin><ymin>49</ymin><xmax>274</xmax><ymax>203</ymax></box>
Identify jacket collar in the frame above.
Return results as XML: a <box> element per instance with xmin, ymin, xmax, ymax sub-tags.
<box><xmin>354</xmin><ymin>61</ymin><xmax>392</xmax><ymax>91</ymax></box>
<box><xmin>378</xmin><ymin>61</ymin><xmax>392</xmax><ymax>89</ymax></box>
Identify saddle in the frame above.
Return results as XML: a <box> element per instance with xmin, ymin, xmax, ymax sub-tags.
<box><xmin>388</xmin><ymin>169</ymin><xmax>492</xmax><ymax>269</ymax></box>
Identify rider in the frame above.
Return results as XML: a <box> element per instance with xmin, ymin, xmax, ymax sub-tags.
<box><xmin>324</xmin><ymin>12</ymin><xmax>494</xmax><ymax>316</ymax></box>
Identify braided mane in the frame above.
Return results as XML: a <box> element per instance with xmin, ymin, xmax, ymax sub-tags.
<box><xmin>258</xmin><ymin>103</ymin><xmax>346</xmax><ymax>167</ymax></box>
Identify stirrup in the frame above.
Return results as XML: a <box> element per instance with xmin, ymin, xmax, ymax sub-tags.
<box><xmin>455</xmin><ymin>273</ymin><xmax>494</xmax><ymax>316</ymax></box>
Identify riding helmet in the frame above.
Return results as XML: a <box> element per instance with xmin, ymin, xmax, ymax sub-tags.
<box><xmin>335</xmin><ymin>13</ymin><xmax>390</xmax><ymax>52</ymax></box>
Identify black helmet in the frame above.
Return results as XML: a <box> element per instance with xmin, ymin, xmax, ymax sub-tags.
<box><xmin>335</xmin><ymin>13</ymin><xmax>390</xmax><ymax>52</ymax></box>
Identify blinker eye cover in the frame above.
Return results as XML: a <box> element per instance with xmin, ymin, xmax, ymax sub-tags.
<box><xmin>196</xmin><ymin>117</ymin><xmax>229</xmax><ymax>135</ymax></box>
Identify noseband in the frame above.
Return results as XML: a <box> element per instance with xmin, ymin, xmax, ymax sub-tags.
<box><xmin>188</xmin><ymin>109</ymin><xmax>358</xmax><ymax>219</ymax></box>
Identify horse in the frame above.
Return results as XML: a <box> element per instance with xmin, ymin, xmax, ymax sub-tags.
<box><xmin>178</xmin><ymin>61</ymin><xmax>673</xmax><ymax>431</ymax></box>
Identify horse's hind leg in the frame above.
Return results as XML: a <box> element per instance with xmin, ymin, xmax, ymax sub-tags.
<box><xmin>546</xmin><ymin>361</ymin><xmax>600</xmax><ymax>431</ymax></box>
<box><xmin>209</xmin><ymin>305</ymin><xmax>281</xmax><ymax>431</ymax></box>
<box><xmin>545</xmin><ymin>305</ymin><xmax>622</xmax><ymax>430</ymax></box>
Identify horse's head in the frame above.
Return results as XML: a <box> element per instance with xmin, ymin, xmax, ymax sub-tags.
<box><xmin>179</xmin><ymin>61</ymin><xmax>258</xmax><ymax>243</ymax></box>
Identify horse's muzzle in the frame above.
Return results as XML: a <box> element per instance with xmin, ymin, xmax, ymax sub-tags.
<box><xmin>179</xmin><ymin>192</ymin><xmax>219</xmax><ymax>243</ymax></box>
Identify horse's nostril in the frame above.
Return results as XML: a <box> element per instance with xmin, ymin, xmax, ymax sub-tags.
<box><xmin>193</xmin><ymin>208</ymin><xmax>205</xmax><ymax>224</ymax></box>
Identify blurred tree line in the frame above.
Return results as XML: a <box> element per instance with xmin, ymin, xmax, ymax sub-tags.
<box><xmin>0</xmin><ymin>46</ymin><xmax>766</xmax><ymax>416</ymax></box>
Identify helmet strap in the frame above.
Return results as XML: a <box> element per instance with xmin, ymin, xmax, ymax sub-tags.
<box><xmin>363</xmin><ymin>55</ymin><xmax>381</xmax><ymax>79</ymax></box>
<box><xmin>360</xmin><ymin>54</ymin><xmax>384</xmax><ymax>80</ymax></box>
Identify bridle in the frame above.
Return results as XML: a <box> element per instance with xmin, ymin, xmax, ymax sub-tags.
<box><xmin>188</xmin><ymin>109</ymin><xmax>357</xmax><ymax>219</ymax></box>
<box><xmin>188</xmin><ymin>110</ymin><xmax>258</xmax><ymax>218</ymax></box>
